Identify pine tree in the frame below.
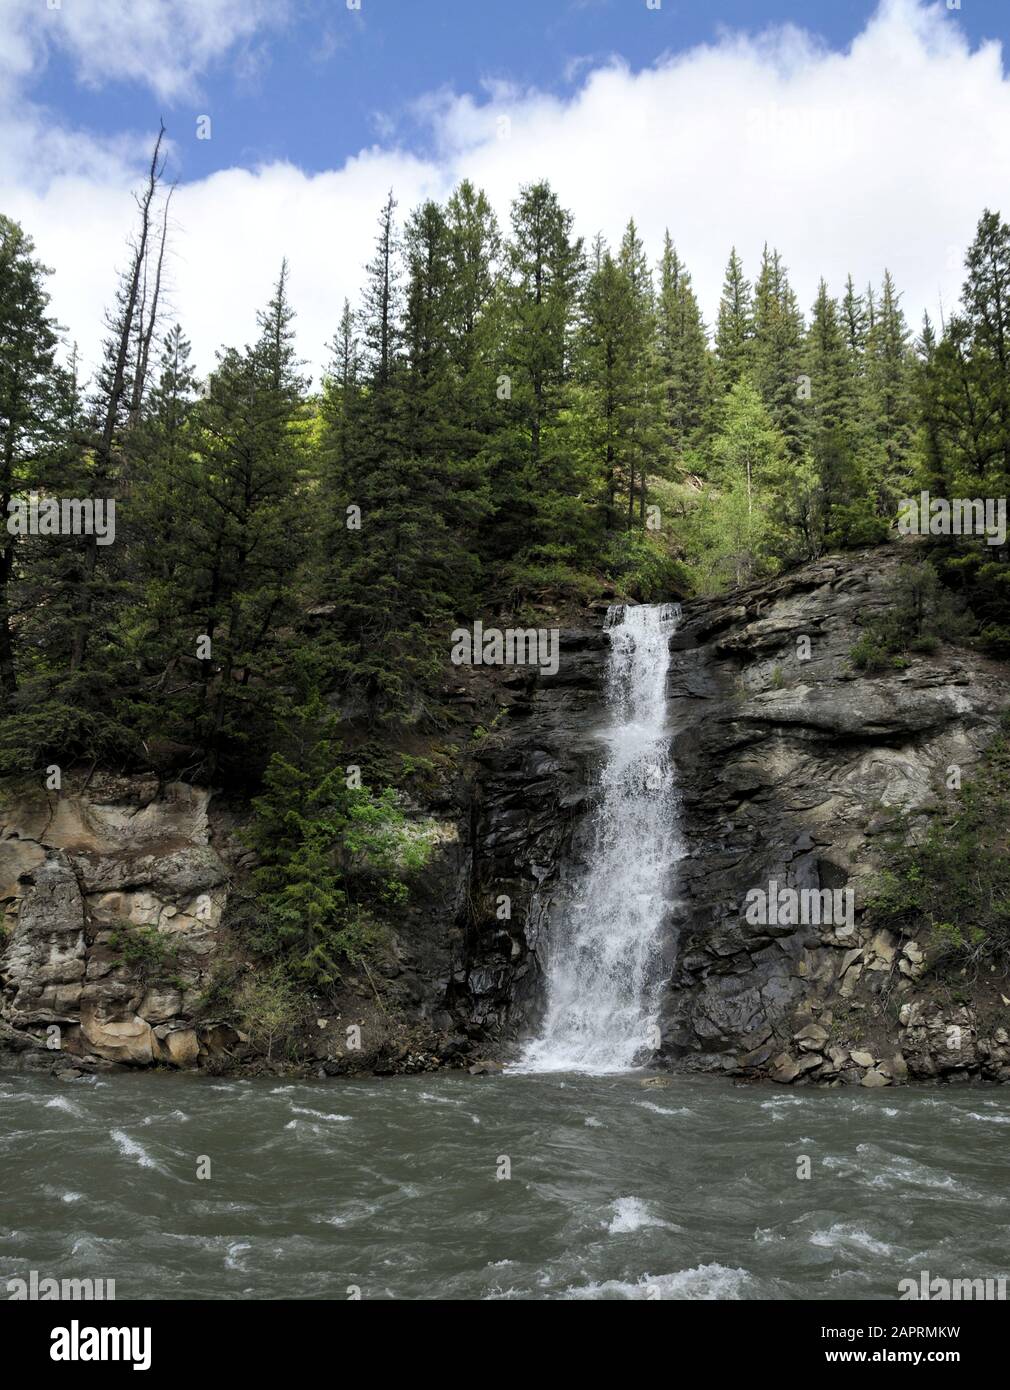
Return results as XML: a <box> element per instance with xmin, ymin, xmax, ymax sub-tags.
<box><xmin>656</xmin><ymin>232</ymin><xmax>712</xmax><ymax>469</ymax></box>
<box><xmin>360</xmin><ymin>191</ymin><xmax>401</xmax><ymax>392</ymax></box>
<box><xmin>751</xmin><ymin>245</ymin><xmax>806</xmax><ymax>458</ymax></box>
<box><xmin>491</xmin><ymin>180</ymin><xmax>585</xmax><ymax>571</ymax></box>
<box><xmin>322</xmin><ymin>298</ymin><xmax>361</xmax><ymax>479</ymax></box>
<box><xmin>841</xmin><ymin>274</ymin><xmax>868</xmax><ymax>358</ymax></box>
<box><xmin>319</xmin><ymin>195</ymin><xmax>492</xmax><ymax>717</ymax></box>
<box><xmin>401</xmin><ymin>197</ymin><xmax>487</xmax><ymax>606</ymax></box>
<box><xmin>617</xmin><ymin>218</ymin><xmax>662</xmax><ymax>526</ymax></box>
<box><xmin>915</xmin><ymin>311</ymin><xmax>950</xmax><ymax>499</ymax></box>
<box><xmin>167</xmin><ymin>269</ymin><xmax>309</xmax><ymax>776</ymax></box>
<box><xmin>715</xmin><ymin>248</ymin><xmax>754</xmax><ymax>389</ymax></box>
<box><xmin>865</xmin><ymin>269</ymin><xmax>917</xmax><ymax>516</ymax></box>
<box><xmin>444</xmin><ymin>180</ymin><xmax>501</xmax><ymax>390</ymax></box>
<box><xmin>120</xmin><ymin>324</ymin><xmax>202</xmax><ymax>749</ymax></box>
<box><xmin>579</xmin><ymin>238</ymin><xmax>633</xmax><ymax>533</ymax></box>
<box><xmin>0</xmin><ymin>216</ymin><xmax>60</xmax><ymax>703</ymax></box>
<box><xmin>804</xmin><ymin>279</ymin><xmax>882</xmax><ymax>547</ymax></box>
<box><xmin>960</xmin><ymin>209</ymin><xmax>1010</xmax><ymax>487</ymax></box>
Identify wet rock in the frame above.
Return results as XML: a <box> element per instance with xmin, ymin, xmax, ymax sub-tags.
<box><xmin>438</xmin><ymin>1034</ymin><xmax>470</xmax><ymax>1061</ymax></box>
<box><xmin>771</xmin><ymin>1053</ymin><xmax>800</xmax><ymax>1083</ymax></box>
<box><xmin>160</xmin><ymin>1028</ymin><xmax>200</xmax><ymax>1067</ymax></box>
<box><xmin>861</xmin><ymin>1068</ymin><xmax>891</xmax><ymax>1087</ymax></box>
<box><xmin>795</xmin><ymin>1053</ymin><xmax>823</xmax><ymax>1075</ymax></box>
<box><xmin>80</xmin><ymin>1009</ymin><xmax>154</xmax><ymax>1066</ymax></box>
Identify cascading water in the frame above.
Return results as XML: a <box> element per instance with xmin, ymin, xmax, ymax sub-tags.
<box><xmin>516</xmin><ymin>602</ymin><xmax>684</xmax><ymax>1074</ymax></box>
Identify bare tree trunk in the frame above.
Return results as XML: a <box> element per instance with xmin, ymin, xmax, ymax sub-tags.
<box><xmin>129</xmin><ymin>185</ymin><xmax>173</xmax><ymax>429</ymax></box>
<box><xmin>70</xmin><ymin>122</ymin><xmax>167</xmax><ymax>673</ymax></box>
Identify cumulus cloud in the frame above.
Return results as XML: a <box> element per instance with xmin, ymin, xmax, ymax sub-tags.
<box><xmin>3</xmin><ymin>0</ymin><xmax>1010</xmax><ymax>387</ymax></box>
<box><xmin>1</xmin><ymin>0</ymin><xmax>287</xmax><ymax>99</ymax></box>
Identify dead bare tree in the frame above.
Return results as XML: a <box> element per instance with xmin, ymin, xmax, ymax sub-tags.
<box><xmin>69</xmin><ymin>120</ymin><xmax>169</xmax><ymax>673</ymax></box>
<box><xmin>129</xmin><ymin>181</ymin><xmax>175</xmax><ymax>429</ymax></box>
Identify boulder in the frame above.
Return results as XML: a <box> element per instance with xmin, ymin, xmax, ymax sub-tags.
<box><xmin>80</xmin><ymin>1008</ymin><xmax>154</xmax><ymax>1065</ymax></box>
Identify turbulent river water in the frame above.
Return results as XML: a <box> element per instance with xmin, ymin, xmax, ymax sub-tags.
<box><xmin>5</xmin><ymin>606</ymin><xmax>1008</xmax><ymax>1303</ymax></box>
<box><xmin>4</xmin><ymin>1069</ymin><xmax>1010</xmax><ymax>1300</ymax></box>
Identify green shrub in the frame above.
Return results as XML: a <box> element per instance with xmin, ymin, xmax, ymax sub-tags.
<box><xmin>106</xmin><ymin>923</ymin><xmax>180</xmax><ymax>977</ymax></box>
<box><xmin>241</xmin><ymin>690</ymin><xmax>436</xmax><ymax>989</ymax></box>
<box><xmin>867</xmin><ymin>725</ymin><xmax>1010</xmax><ymax>969</ymax></box>
<box><xmin>235</xmin><ymin>966</ymin><xmax>305</xmax><ymax>1061</ymax></box>
<box><xmin>850</xmin><ymin>634</ymin><xmax>890</xmax><ymax>673</ymax></box>
<box><xmin>850</xmin><ymin>557</ymin><xmax>969</xmax><ymax>671</ymax></box>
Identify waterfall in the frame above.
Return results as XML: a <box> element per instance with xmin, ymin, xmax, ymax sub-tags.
<box><xmin>516</xmin><ymin>602</ymin><xmax>684</xmax><ymax>1074</ymax></box>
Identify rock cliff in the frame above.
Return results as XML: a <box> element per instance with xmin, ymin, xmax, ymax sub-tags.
<box><xmin>0</xmin><ymin>777</ymin><xmax>230</xmax><ymax>1068</ymax></box>
<box><xmin>3</xmin><ymin>544</ymin><xmax>1009</xmax><ymax>1084</ymax></box>
<box><xmin>458</xmin><ymin>545</ymin><xmax>1010</xmax><ymax>1085</ymax></box>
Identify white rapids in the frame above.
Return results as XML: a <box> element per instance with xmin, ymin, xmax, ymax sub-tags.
<box><xmin>516</xmin><ymin>602</ymin><xmax>685</xmax><ymax>1074</ymax></box>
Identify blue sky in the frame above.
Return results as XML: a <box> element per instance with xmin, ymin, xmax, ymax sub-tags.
<box><xmin>5</xmin><ymin>0</ymin><xmax>1010</xmax><ymax>382</ymax></box>
<box><xmin>24</xmin><ymin>0</ymin><xmax>1009</xmax><ymax>181</ymax></box>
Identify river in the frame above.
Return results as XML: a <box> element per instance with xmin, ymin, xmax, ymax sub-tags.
<box><xmin>3</xmin><ymin>1068</ymin><xmax>1009</xmax><ymax>1300</ymax></box>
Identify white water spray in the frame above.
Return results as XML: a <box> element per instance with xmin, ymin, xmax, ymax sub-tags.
<box><xmin>517</xmin><ymin>602</ymin><xmax>684</xmax><ymax>1074</ymax></box>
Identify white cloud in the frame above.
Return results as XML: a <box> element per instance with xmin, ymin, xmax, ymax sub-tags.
<box><xmin>2</xmin><ymin>0</ymin><xmax>287</xmax><ymax>100</ymax></box>
<box><xmin>3</xmin><ymin>0</ymin><xmax>1010</xmax><ymax>388</ymax></box>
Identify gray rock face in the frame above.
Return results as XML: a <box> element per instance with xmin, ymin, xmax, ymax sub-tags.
<box><xmin>3</xmin><ymin>857</ymin><xmax>87</xmax><ymax>1021</ymax></box>
<box><xmin>450</xmin><ymin>547</ymin><xmax>1010</xmax><ymax>1083</ymax></box>
<box><xmin>0</xmin><ymin>777</ymin><xmax>231</xmax><ymax>1066</ymax></box>
<box><xmin>657</xmin><ymin>547</ymin><xmax>1008</xmax><ymax>1081</ymax></box>
<box><xmin>448</xmin><ymin>628</ymin><xmax>614</xmax><ymax>1044</ymax></box>
<box><xmin>3</xmin><ymin>546</ymin><xmax>1008</xmax><ymax>1083</ymax></box>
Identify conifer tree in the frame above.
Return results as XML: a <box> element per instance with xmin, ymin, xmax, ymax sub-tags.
<box><xmin>491</xmin><ymin>180</ymin><xmax>585</xmax><ymax>570</ymax></box>
<box><xmin>617</xmin><ymin>218</ymin><xmax>663</xmax><ymax>526</ymax></box>
<box><xmin>841</xmin><ymin>274</ymin><xmax>868</xmax><ymax>358</ymax></box>
<box><xmin>804</xmin><ymin>279</ymin><xmax>881</xmax><ymax>547</ymax></box>
<box><xmin>0</xmin><ymin>217</ymin><xmax>60</xmax><ymax>703</ymax></box>
<box><xmin>656</xmin><ymin>232</ymin><xmax>712</xmax><ymax>469</ymax></box>
<box><xmin>715</xmin><ymin>248</ymin><xmax>754</xmax><ymax>389</ymax></box>
<box><xmin>751</xmin><ymin>245</ymin><xmax>806</xmax><ymax>458</ymax></box>
<box><xmin>171</xmin><ymin>268</ymin><xmax>308</xmax><ymax>775</ymax></box>
<box><xmin>121</xmin><ymin>324</ymin><xmax>202</xmax><ymax>744</ymax></box>
<box><xmin>960</xmin><ymin>209</ymin><xmax>1010</xmax><ymax>486</ymax></box>
<box><xmin>444</xmin><ymin>180</ymin><xmax>501</xmax><ymax>398</ymax></box>
<box><xmin>578</xmin><ymin>239</ymin><xmax>629</xmax><ymax>533</ymax></box>
<box><xmin>865</xmin><ymin>269</ymin><xmax>917</xmax><ymax>516</ymax></box>
<box><xmin>915</xmin><ymin>311</ymin><xmax>950</xmax><ymax>499</ymax></box>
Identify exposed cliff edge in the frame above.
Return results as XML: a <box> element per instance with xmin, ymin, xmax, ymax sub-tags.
<box><xmin>660</xmin><ymin>546</ymin><xmax>1010</xmax><ymax>1086</ymax></box>
<box><xmin>461</xmin><ymin>543</ymin><xmax>1010</xmax><ymax>1086</ymax></box>
<box><xmin>3</xmin><ymin>543</ymin><xmax>1009</xmax><ymax>1084</ymax></box>
<box><xmin>0</xmin><ymin>779</ymin><xmax>233</xmax><ymax>1069</ymax></box>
